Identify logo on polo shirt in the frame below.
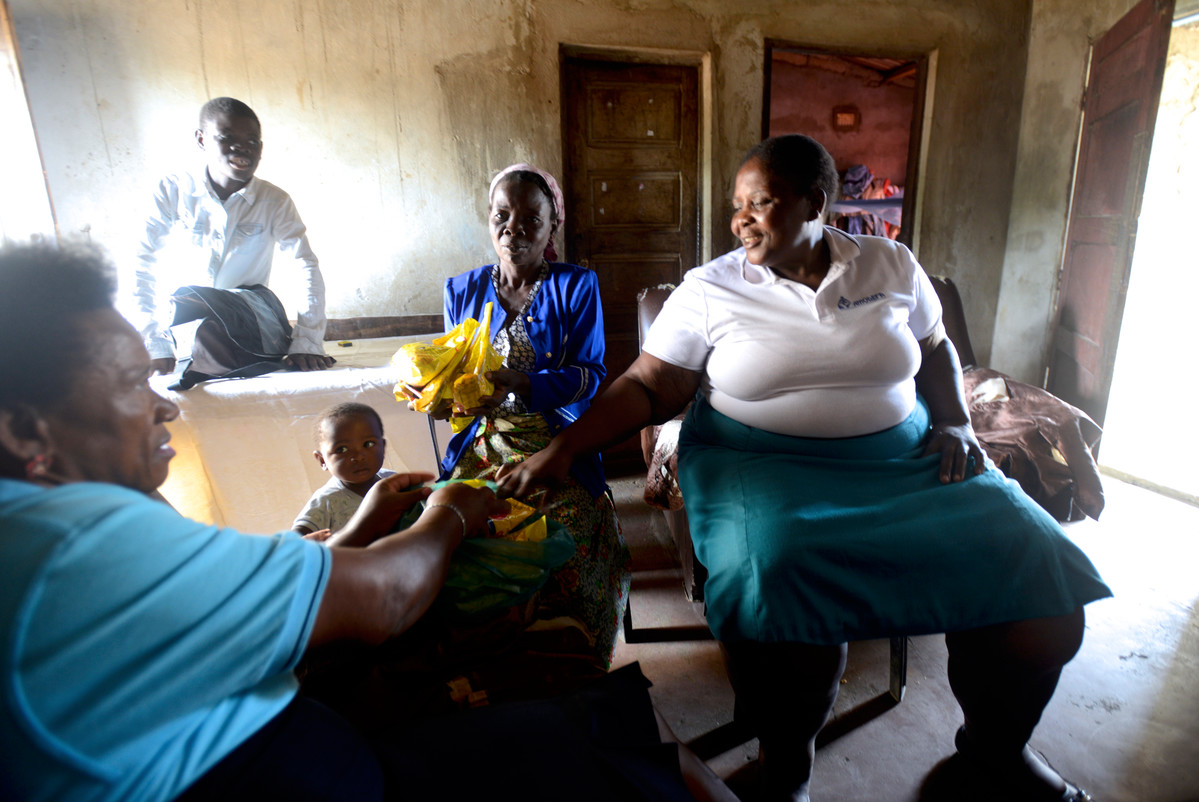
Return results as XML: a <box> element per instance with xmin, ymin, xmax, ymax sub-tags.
<box><xmin>837</xmin><ymin>293</ymin><xmax>885</xmax><ymax>310</ymax></box>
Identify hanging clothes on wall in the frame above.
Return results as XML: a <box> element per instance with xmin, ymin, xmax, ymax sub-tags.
<box><xmin>831</xmin><ymin>164</ymin><xmax>903</xmax><ymax>239</ymax></box>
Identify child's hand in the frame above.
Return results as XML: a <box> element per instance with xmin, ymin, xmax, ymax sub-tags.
<box><xmin>303</xmin><ymin>528</ymin><xmax>333</xmax><ymax>542</ymax></box>
<box><xmin>365</xmin><ymin>473</ymin><xmax>436</xmax><ymax>514</ymax></box>
<box><xmin>333</xmin><ymin>473</ymin><xmax>435</xmax><ymax>546</ymax></box>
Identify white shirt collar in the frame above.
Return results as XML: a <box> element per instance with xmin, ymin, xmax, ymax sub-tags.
<box><xmin>739</xmin><ymin>226</ymin><xmax>861</xmax><ymax>288</ymax></box>
<box><xmin>196</xmin><ymin>168</ymin><xmax>258</xmax><ymax>206</ymax></box>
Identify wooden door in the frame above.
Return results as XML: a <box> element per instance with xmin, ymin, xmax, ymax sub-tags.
<box><xmin>562</xmin><ymin>58</ymin><xmax>699</xmax><ymax>473</ymax></box>
<box><xmin>1046</xmin><ymin>0</ymin><xmax>1174</xmax><ymax>426</ymax></box>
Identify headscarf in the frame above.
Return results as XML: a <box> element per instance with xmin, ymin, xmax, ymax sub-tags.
<box><xmin>488</xmin><ymin>163</ymin><xmax>565</xmax><ymax>262</ymax></box>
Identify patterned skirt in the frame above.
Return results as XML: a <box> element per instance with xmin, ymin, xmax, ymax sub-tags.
<box><xmin>451</xmin><ymin>412</ymin><xmax>631</xmax><ymax>668</ymax></box>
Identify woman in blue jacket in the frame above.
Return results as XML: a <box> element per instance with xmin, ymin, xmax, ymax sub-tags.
<box><xmin>440</xmin><ymin>163</ymin><xmax>630</xmax><ymax>668</ymax></box>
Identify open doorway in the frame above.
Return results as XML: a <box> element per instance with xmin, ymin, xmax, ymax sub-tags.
<box><xmin>1098</xmin><ymin>18</ymin><xmax>1199</xmax><ymax>506</ymax></box>
<box><xmin>763</xmin><ymin>42</ymin><xmax>928</xmax><ymax>250</ymax></box>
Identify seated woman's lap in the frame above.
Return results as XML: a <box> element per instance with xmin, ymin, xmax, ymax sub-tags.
<box><xmin>175</xmin><ymin>695</ymin><xmax>385</xmax><ymax>802</ymax></box>
<box><xmin>188</xmin><ymin>664</ymin><xmax>692</xmax><ymax>802</ymax></box>
<box><xmin>678</xmin><ymin>398</ymin><xmax>1110</xmax><ymax>645</ymax></box>
<box><xmin>451</xmin><ymin>414</ymin><xmax>630</xmax><ymax>667</ymax></box>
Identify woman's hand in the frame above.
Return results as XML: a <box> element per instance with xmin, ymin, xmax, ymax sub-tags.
<box><xmin>922</xmin><ymin>421</ymin><xmax>987</xmax><ymax>484</ymax></box>
<box><xmin>454</xmin><ymin>368</ymin><xmax>530</xmax><ymax>417</ymax></box>
<box><xmin>421</xmin><ymin>481</ymin><xmax>511</xmax><ymax>541</ymax></box>
<box><xmin>495</xmin><ymin>440</ymin><xmax>573</xmax><ymax>502</ymax></box>
<box><xmin>313</xmin><ymin>480</ymin><xmax>507</xmax><ymax>646</ymax></box>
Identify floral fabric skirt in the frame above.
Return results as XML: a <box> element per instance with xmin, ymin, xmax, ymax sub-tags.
<box><xmin>451</xmin><ymin>412</ymin><xmax>631</xmax><ymax>668</ymax></box>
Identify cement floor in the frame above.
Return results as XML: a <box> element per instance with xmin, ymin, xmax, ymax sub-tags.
<box><xmin>609</xmin><ymin>473</ymin><xmax>1199</xmax><ymax>802</ymax></box>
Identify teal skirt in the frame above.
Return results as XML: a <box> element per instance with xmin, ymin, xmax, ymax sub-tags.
<box><xmin>677</xmin><ymin>397</ymin><xmax>1112</xmax><ymax>644</ymax></box>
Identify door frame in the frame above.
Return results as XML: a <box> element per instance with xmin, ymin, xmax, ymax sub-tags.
<box><xmin>761</xmin><ymin>39</ymin><xmax>937</xmax><ymax>256</ymax></box>
<box><xmin>559</xmin><ymin>44</ymin><xmax>712</xmax><ymax>264</ymax></box>
<box><xmin>1045</xmin><ymin>0</ymin><xmax>1175</xmax><ymax>426</ymax></box>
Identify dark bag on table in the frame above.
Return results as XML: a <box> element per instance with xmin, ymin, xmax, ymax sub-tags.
<box><xmin>167</xmin><ymin>284</ymin><xmax>292</xmax><ymax>391</ymax></box>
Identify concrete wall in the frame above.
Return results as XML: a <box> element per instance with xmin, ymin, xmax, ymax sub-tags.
<box><xmin>12</xmin><ymin>0</ymin><xmax>1049</xmax><ymax>367</ymax></box>
<box><xmin>992</xmin><ymin>0</ymin><xmax>1143</xmax><ymax>382</ymax></box>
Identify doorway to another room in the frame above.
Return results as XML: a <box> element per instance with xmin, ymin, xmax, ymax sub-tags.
<box><xmin>764</xmin><ymin>42</ymin><xmax>929</xmax><ymax>250</ymax></box>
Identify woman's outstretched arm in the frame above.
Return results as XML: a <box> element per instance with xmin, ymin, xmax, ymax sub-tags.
<box><xmin>309</xmin><ymin>477</ymin><xmax>509</xmax><ymax>647</ymax></box>
<box><xmin>496</xmin><ymin>353</ymin><xmax>702</xmax><ymax>499</ymax></box>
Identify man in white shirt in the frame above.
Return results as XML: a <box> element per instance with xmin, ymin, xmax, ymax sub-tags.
<box><xmin>135</xmin><ymin>97</ymin><xmax>334</xmax><ymax>374</ymax></box>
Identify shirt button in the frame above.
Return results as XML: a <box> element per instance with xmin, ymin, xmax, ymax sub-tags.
<box><xmin>526</xmin><ymin>316</ymin><xmax>534</xmax><ymax>323</ymax></box>
<box><xmin>545</xmin><ymin>352</ymin><xmax>552</xmax><ymax>358</ymax></box>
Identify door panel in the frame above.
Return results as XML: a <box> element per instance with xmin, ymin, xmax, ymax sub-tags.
<box><xmin>1046</xmin><ymin>0</ymin><xmax>1174</xmax><ymax>426</ymax></box>
<box><xmin>563</xmin><ymin>58</ymin><xmax>699</xmax><ymax>473</ymax></box>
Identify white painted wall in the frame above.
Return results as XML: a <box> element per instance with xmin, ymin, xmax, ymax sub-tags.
<box><xmin>8</xmin><ymin>0</ymin><xmax>1114</xmax><ymax>377</ymax></box>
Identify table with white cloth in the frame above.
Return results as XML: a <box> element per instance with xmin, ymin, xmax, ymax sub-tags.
<box><xmin>151</xmin><ymin>336</ymin><xmax>452</xmax><ymax>535</ymax></box>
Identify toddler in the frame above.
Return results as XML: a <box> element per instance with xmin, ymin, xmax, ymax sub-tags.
<box><xmin>294</xmin><ymin>402</ymin><xmax>394</xmax><ymax>538</ymax></box>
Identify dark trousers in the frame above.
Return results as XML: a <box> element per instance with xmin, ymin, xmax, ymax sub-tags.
<box><xmin>175</xmin><ymin>663</ymin><xmax>690</xmax><ymax>802</ymax></box>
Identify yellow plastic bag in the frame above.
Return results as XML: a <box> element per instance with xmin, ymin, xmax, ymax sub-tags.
<box><xmin>453</xmin><ymin>302</ymin><xmax>504</xmax><ymax>408</ymax></box>
<box><xmin>391</xmin><ymin>342</ymin><xmax>458</xmax><ymax>386</ymax></box>
<box><xmin>442</xmin><ymin>479</ymin><xmax>544</xmax><ymax>541</ymax></box>
<box><xmin>393</xmin><ymin>318</ymin><xmax>477</xmax><ymax>415</ymax></box>
<box><xmin>393</xmin><ymin>305</ymin><xmax>503</xmax><ymax>428</ymax></box>
<box><xmin>451</xmin><ymin>373</ymin><xmax>489</xmax><ymax>411</ymax></box>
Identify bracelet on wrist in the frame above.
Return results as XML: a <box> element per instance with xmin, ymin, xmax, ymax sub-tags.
<box><xmin>425</xmin><ymin>502</ymin><xmax>468</xmax><ymax>540</ymax></box>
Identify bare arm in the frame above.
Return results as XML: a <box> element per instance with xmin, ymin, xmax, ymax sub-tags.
<box><xmin>496</xmin><ymin>353</ymin><xmax>702</xmax><ymax>499</ymax></box>
<box><xmin>914</xmin><ymin>327</ymin><xmax>986</xmax><ymax>483</ymax></box>
<box><xmin>308</xmin><ymin>476</ymin><xmax>509</xmax><ymax>647</ymax></box>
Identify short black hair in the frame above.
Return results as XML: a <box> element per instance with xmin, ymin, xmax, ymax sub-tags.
<box><xmin>742</xmin><ymin>135</ymin><xmax>840</xmax><ymax>209</ymax></box>
<box><xmin>493</xmin><ymin>170</ymin><xmax>558</xmax><ymax>223</ymax></box>
<box><xmin>199</xmin><ymin>97</ymin><xmax>260</xmax><ymax>129</ymax></box>
<box><xmin>0</xmin><ymin>243</ymin><xmax>117</xmax><ymax>410</ymax></box>
<box><xmin>314</xmin><ymin>402</ymin><xmax>385</xmax><ymax>445</ymax></box>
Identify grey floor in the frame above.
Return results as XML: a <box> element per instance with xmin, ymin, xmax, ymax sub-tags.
<box><xmin>609</xmin><ymin>473</ymin><xmax>1199</xmax><ymax>802</ymax></box>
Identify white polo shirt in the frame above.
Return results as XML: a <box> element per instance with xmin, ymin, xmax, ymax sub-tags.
<box><xmin>642</xmin><ymin>227</ymin><xmax>943</xmax><ymax>438</ymax></box>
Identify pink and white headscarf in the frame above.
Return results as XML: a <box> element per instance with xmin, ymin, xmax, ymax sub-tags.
<box><xmin>489</xmin><ymin>163</ymin><xmax>565</xmax><ymax>262</ymax></box>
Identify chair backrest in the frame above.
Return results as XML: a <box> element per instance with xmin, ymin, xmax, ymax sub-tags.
<box><xmin>636</xmin><ymin>285</ymin><xmax>675</xmax><ymax>351</ymax></box>
<box><xmin>927</xmin><ymin>275</ymin><xmax>978</xmax><ymax>368</ymax></box>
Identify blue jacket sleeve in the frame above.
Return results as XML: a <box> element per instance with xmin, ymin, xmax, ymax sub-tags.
<box><xmin>523</xmin><ymin>267</ymin><xmax>606</xmax><ymax>417</ymax></box>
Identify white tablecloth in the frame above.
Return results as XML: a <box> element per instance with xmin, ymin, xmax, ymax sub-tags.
<box><xmin>151</xmin><ymin>336</ymin><xmax>451</xmax><ymax>535</ymax></box>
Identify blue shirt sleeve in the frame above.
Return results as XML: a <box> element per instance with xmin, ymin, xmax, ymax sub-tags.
<box><xmin>5</xmin><ymin>482</ymin><xmax>330</xmax><ymax>795</ymax></box>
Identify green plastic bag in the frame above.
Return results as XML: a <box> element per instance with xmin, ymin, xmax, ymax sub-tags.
<box><xmin>442</xmin><ymin>517</ymin><xmax>575</xmax><ymax>618</ymax></box>
<box><xmin>401</xmin><ymin>480</ymin><xmax>577</xmax><ymax>620</ymax></box>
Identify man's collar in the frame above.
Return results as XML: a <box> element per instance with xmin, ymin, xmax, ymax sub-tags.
<box><xmin>198</xmin><ymin>169</ymin><xmax>257</xmax><ymax>204</ymax></box>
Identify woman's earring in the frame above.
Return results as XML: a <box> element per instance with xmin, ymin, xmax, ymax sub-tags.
<box><xmin>25</xmin><ymin>453</ymin><xmax>49</xmax><ymax>479</ymax></box>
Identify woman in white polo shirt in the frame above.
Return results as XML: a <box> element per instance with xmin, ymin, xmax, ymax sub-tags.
<box><xmin>499</xmin><ymin>134</ymin><xmax>1108</xmax><ymax>802</ymax></box>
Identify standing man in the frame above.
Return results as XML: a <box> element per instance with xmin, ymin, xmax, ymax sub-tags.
<box><xmin>135</xmin><ymin>97</ymin><xmax>334</xmax><ymax>374</ymax></box>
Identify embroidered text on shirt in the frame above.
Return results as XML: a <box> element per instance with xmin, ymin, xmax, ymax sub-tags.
<box><xmin>837</xmin><ymin>293</ymin><xmax>885</xmax><ymax>310</ymax></box>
